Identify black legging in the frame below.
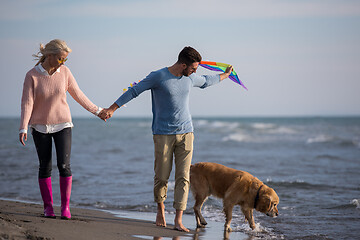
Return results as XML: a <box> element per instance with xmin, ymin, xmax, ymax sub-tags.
<box><xmin>32</xmin><ymin>127</ymin><xmax>72</xmax><ymax>178</ymax></box>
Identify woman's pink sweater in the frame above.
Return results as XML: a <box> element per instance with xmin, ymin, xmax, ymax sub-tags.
<box><xmin>20</xmin><ymin>65</ymin><xmax>98</xmax><ymax>130</ymax></box>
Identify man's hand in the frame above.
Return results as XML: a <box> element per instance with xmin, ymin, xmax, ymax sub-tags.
<box><xmin>98</xmin><ymin>103</ymin><xmax>119</xmax><ymax>121</ymax></box>
<box><xmin>220</xmin><ymin>65</ymin><xmax>233</xmax><ymax>81</ymax></box>
<box><xmin>98</xmin><ymin>109</ymin><xmax>108</xmax><ymax>121</ymax></box>
<box><xmin>98</xmin><ymin>109</ymin><xmax>113</xmax><ymax>121</ymax></box>
<box><xmin>19</xmin><ymin>133</ymin><xmax>27</xmax><ymax>146</ymax></box>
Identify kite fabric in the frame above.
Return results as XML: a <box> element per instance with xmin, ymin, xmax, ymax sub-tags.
<box><xmin>199</xmin><ymin>61</ymin><xmax>247</xmax><ymax>90</ymax></box>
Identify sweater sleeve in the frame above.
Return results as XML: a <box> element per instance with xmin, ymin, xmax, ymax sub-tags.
<box><xmin>190</xmin><ymin>74</ymin><xmax>221</xmax><ymax>89</ymax></box>
<box><xmin>115</xmin><ymin>71</ymin><xmax>157</xmax><ymax>107</ymax></box>
<box><xmin>66</xmin><ymin>67</ymin><xmax>98</xmax><ymax>115</ymax></box>
<box><xmin>19</xmin><ymin>72</ymin><xmax>35</xmax><ymax>131</ymax></box>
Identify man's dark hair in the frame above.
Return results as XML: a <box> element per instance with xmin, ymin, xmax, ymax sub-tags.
<box><xmin>177</xmin><ymin>46</ymin><xmax>202</xmax><ymax>65</ymax></box>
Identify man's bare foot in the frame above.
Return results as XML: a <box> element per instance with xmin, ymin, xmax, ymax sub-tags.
<box><xmin>174</xmin><ymin>223</ymin><xmax>190</xmax><ymax>232</ymax></box>
<box><xmin>174</xmin><ymin>210</ymin><xmax>190</xmax><ymax>232</ymax></box>
<box><xmin>156</xmin><ymin>202</ymin><xmax>166</xmax><ymax>227</ymax></box>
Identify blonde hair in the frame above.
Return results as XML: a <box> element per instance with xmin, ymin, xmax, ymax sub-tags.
<box><xmin>33</xmin><ymin>39</ymin><xmax>72</xmax><ymax>66</ymax></box>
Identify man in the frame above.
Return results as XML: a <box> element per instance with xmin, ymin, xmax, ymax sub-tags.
<box><xmin>100</xmin><ymin>46</ymin><xmax>232</xmax><ymax>232</ymax></box>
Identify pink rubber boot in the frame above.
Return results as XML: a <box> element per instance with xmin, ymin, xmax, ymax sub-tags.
<box><xmin>38</xmin><ymin>177</ymin><xmax>56</xmax><ymax>218</ymax></box>
<box><xmin>60</xmin><ymin>176</ymin><xmax>72</xmax><ymax>219</ymax></box>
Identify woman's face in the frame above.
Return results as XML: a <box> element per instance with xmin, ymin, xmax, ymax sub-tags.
<box><xmin>49</xmin><ymin>51</ymin><xmax>69</xmax><ymax>69</ymax></box>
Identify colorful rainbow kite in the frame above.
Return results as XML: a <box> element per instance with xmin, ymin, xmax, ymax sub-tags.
<box><xmin>199</xmin><ymin>61</ymin><xmax>247</xmax><ymax>90</ymax></box>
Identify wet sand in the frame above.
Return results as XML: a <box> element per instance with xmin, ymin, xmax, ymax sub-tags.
<box><xmin>0</xmin><ymin>199</ymin><xmax>250</xmax><ymax>240</ymax></box>
<box><xmin>0</xmin><ymin>199</ymin><xmax>192</xmax><ymax>240</ymax></box>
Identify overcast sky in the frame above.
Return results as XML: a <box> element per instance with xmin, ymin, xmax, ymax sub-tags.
<box><xmin>1</xmin><ymin>0</ymin><xmax>359</xmax><ymax>118</ymax></box>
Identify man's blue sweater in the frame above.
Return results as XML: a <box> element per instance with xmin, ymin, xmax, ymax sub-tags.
<box><xmin>115</xmin><ymin>67</ymin><xmax>220</xmax><ymax>135</ymax></box>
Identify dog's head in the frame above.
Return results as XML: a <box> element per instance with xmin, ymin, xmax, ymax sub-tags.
<box><xmin>256</xmin><ymin>186</ymin><xmax>279</xmax><ymax>217</ymax></box>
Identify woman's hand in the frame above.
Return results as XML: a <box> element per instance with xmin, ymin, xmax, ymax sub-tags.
<box><xmin>19</xmin><ymin>133</ymin><xmax>27</xmax><ymax>146</ymax></box>
<box><xmin>98</xmin><ymin>103</ymin><xmax>119</xmax><ymax>121</ymax></box>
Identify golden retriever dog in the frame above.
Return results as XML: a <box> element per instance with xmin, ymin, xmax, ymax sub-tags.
<box><xmin>190</xmin><ymin>162</ymin><xmax>279</xmax><ymax>231</ymax></box>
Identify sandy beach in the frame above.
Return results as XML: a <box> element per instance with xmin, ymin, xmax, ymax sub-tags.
<box><xmin>0</xmin><ymin>199</ymin><xmax>194</xmax><ymax>240</ymax></box>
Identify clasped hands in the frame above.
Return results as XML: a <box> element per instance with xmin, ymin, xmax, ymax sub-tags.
<box><xmin>98</xmin><ymin>103</ymin><xmax>119</xmax><ymax>121</ymax></box>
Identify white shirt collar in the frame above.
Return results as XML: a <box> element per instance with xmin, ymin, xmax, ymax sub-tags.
<box><xmin>36</xmin><ymin>64</ymin><xmax>61</xmax><ymax>76</ymax></box>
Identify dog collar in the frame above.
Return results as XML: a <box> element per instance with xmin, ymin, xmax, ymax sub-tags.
<box><xmin>254</xmin><ymin>185</ymin><xmax>263</xmax><ymax>209</ymax></box>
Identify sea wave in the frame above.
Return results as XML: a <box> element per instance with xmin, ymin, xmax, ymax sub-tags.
<box><xmin>232</xmin><ymin>222</ymin><xmax>285</xmax><ymax>240</ymax></box>
<box><xmin>200</xmin><ymin>202</ymin><xmax>284</xmax><ymax>239</ymax></box>
<box><xmin>199</xmin><ymin>205</ymin><xmax>224</xmax><ymax>222</ymax></box>
<box><xmin>267</xmin><ymin>180</ymin><xmax>359</xmax><ymax>193</ymax></box>
<box><xmin>222</xmin><ymin>132</ymin><xmax>254</xmax><ymax>142</ymax></box>
<box><xmin>208</xmin><ymin>121</ymin><xmax>240</xmax><ymax>130</ymax></box>
<box><xmin>306</xmin><ymin>134</ymin><xmax>359</xmax><ymax>147</ymax></box>
<box><xmin>167</xmin><ymin>180</ymin><xmax>175</xmax><ymax>191</ymax></box>
<box><xmin>267</xmin><ymin>126</ymin><xmax>298</xmax><ymax>134</ymax></box>
<box><xmin>195</xmin><ymin>120</ymin><xmax>299</xmax><ymax>138</ymax></box>
<box><xmin>251</xmin><ymin>122</ymin><xmax>298</xmax><ymax>135</ymax></box>
<box><xmin>351</xmin><ymin>199</ymin><xmax>360</xmax><ymax>209</ymax></box>
<box><xmin>221</xmin><ymin>130</ymin><xmax>294</xmax><ymax>143</ymax></box>
<box><xmin>306</xmin><ymin>134</ymin><xmax>335</xmax><ymax>144</ymax></box>
<box><xmin>193</xmin><ymin>119</ymin><xmax>209</xmax><ymax>127</ymax></box>
<box><xmin>327</xmin><ymin>199</ymin><xmax>360</xmax><ymax>210</ymax></box>
<box><xmin>194</xmin><ymin>119</ymin><xmax>240</xmax><ymax>130</ymax></box>
<box><xmin>266</xmin><ymin>180</ymin><xmax>333</xmax><ymax>191</ymax></box>
<box><xmin>315</xmin><ymin>154</ymin><xmax>342</xmax><ymax>160</ymax></box>
<box><xmin>251</xmin><ymin>123</ymin><xmax>276</xmax><ymax>130</ymax></box>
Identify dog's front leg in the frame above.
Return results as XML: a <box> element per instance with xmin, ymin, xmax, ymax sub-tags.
<box><xmin>242</xmin><ymin>208</ymin><xmax>256</xmax><ymax>230</ymax></box>
<box><xmin>223</xmin><ymin>203</ymin><xmax>234</xmax><ymax>232</ymax></box>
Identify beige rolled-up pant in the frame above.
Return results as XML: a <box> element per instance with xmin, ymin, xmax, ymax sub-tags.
<box><xmin>153</xmin><ymin>132</ymin><xmax>194</xmax><ymax>211</ymax></box>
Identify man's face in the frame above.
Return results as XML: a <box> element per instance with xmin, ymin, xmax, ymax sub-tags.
<box><xmin>182</xmin><ymin>62</ymin><xmax>199</xmax><ymax>77</ymax></box>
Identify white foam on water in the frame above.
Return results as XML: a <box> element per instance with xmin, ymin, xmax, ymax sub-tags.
<box><xmin>251</xmin><ymin>122</ymin><xmax>297</xmax><ymax>134</ymax></box>
<box><xmin>211</xmin><ymin>121</ymin><xmax>240</xmax><ymax>130</ymax></box>
<box><xmin>199</xmin><ymin>204</ymin><xmax>284</xmax><ymax>239</ymax></box>
<box><xmin>231</xmin><ymin>222</ymin><xmax>285</xmax><ymax>239</ymax></box>
<box><xmin>351</xmin><ymin>199</ymin><xmax>360</xmax><ymax>209</ymax></box>
<box><xmin>200</xmin><ymin>205</ymin><xmax>225</xmax><ymax>223</ymax></box>
<box><xmin>280</xmin><ymin>206</ymin><xmax>293</xmax><ymax>210</ymax></box>
<box><xmin>306</xmin><ymin>134</ymin><xmax>335</xmax><ymax>144</ymax></box>
<box><xmin>252</xmin><ymin>123</ymin><xmax>276</xmax><ymax>130</ymax></box>
<box><xmin>167</xmin><ymin>180</ymin><xmax>175</xmax><ymax>191</ymax></box>
<box><xmin>268</xmin><ymin>126</ymin><xmax>297</xmax><ymax>134</ymax></box>
<box><xmin>222</xmin><ymin>132</ymin><xmax>253</xmax><ymax>142</ymax></box>
<box><xmin>306</xmin><ymin>134</ymin><xmax>359</xmax><ymax>147</ymax></box>
<box><xmin>194</xmin><ymin>119</ymin><xmax>208</xmax><ymax>125</ymax></box>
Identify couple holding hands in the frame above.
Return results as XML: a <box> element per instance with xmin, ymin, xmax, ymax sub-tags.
<box><xmin>19</xmin><ymin>39</ymin><xmax>233</xmax><ymax>232</ymax></box>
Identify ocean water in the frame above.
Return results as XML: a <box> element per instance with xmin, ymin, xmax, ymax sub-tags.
<box><xmin>0</xmin><ymin>117</ymin><xmax>359</xmax><ymax>239</ymax></box>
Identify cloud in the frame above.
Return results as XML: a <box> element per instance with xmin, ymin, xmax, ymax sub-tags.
<box><xmin>1</xmin><ymin>0</ymin><xmax>360</xmax><ymax>21</ymax></box>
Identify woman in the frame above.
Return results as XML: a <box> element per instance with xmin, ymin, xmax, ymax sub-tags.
<box><xmin>19</xmin><ymin>39</ymin><xmax>104</xmax><ymax>219</ymax></box>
